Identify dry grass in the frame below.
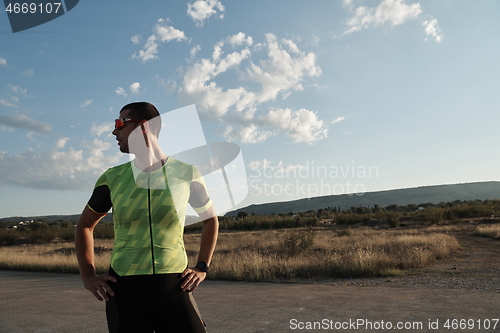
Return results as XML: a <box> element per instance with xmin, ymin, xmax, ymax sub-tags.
<box><xmin>0</xmin><ymin>239</ymin><xmax>112</xmax><ymax>274</ymax></box>
<box><xmin>185</xmin><ymin>227</ymin><xmax>459</xmax><ymax>282</ymax></box>
<box><xmin>472</xmin><ymin>224</ymin><xmax>500</xmax><ymax>239</ymax></box>
<box><xmin>0</xmin><ymin>228</ymin><xmax>459</xmax><ymax>282</ymax></box>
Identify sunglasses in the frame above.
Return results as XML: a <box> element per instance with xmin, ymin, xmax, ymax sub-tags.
<box><xmin>115</xmin><ymin>118</ymin><xmax>143</xmax><ymax>129</ymax></box>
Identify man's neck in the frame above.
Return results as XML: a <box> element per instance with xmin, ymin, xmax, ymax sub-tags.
<box><xmin>133</xmin><ymin>149</ymin><xmax>169</xmax><ymax>173</ymax></box>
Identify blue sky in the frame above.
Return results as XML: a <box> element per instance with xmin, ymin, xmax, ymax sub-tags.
<box><xmin>0</xmin><ymin>0</ymin><xmax>499</xmax><ymax>218</ymax></box>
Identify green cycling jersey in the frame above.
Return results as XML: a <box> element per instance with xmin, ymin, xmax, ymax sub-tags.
<box><xmin>87</xmin><ymin>157</ymin><xmax>212</xmax><ymax>276</ymax></box>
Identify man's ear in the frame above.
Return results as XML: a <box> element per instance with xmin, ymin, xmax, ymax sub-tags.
<box><xmin>140</xmin><ymin>120</ymin><xmax>150</xmax><ymax>133</ymax></box>
<box><xmin>140</xmin><ymin>121</ymin><xmax>150</xmax><ymax>147</ymax></box>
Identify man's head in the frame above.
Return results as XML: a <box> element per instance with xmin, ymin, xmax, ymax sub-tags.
<box><xmin>120</xmin><ymin>102</ymin><xmax>162</xmax><ymax>136</ymax></box>
<box><xmin>112</xmin><ymin>102</ymin><xmax>162</xmax><ymax>153</ymax></box>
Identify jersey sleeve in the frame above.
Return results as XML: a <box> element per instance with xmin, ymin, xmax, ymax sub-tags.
<box><xmin>188</xmin><ymin>166</ymin><xmax>213</xmax><ymax>216</ymax></box>
<box><xmin>86</xmin><ymin>171</ymin><xmax>112</xmax><ymax>215</ymax></box>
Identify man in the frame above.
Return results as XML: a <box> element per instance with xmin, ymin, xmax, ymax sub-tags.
<box><xmin>75</xmin><ymin>102</ymin><xmax>218</xmax><ymax>333</ymax></box>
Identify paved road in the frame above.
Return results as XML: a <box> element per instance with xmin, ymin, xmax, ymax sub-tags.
<box><xmin>0</xmin><ymin>270</ymin><xmax>499</xmax><ymax>332</ymax></box>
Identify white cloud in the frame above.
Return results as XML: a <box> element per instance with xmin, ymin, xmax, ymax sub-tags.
<box><xmin>80</xmin><ymin>99</ymin><xmax>93</xmax><ymax>108</ymax></box>
<box><xmin>331</xmin><ymin>116</ymin><xmax>346</xmax><ymax>124</ymax></box>
<box><xmin>190</xmin><ymin>45</ymin><xmax>201</xmax><ymax>59</ymax></box>
<box><xmin>178</xmin><ymin>33</ymin><xmax>327</xmax><ymax>143</ymax></box>
<box><xmin>227</xmin><ymin>32</ymin><xmax>253</xmax><ymax>47</ymax></box>
<box><xmin>223</xmin><ymin>123</ymin><xmax>273</xmax><ymax>144</ymax></box>
<box><xmin>249</xmin><ymin>159</ymin><xmax>306</xmax><ymax>173</ymax></box>
<box><xmin>248</xmin><ymin>158</ymin><xmax>273</xmax><ymax>170</ymax></box>
<box><xmin>246</xmin><ymin>34</ymin><xmax>322</xmax><ymax>103</ymax></box>
<box><xmin>133</xmin><ymin>19</ymin><xmax>186</xmax><ymax>62</ymax></box>
<box><xmin>180</xmin><ymin>33</ymin><xmax>321</xmax><ymax>119</ymax></box>
<box><xmin>0</xmin><ymin>124</ymin><xmax>14</xmax><ymax>132</ymax></box>
<box><xmin>180</xmin><ymin>47</ymin><xmax>251</xmax><ymax>119</ymax></box>
<box><xmin>9</xmin><ymin>84</ymin><xmax>27</xmax><ymax>96</ymax></box>
<box><xmin>0</xmin><ymin>58</ymin><xmax>6</xmax><ymax>66</ymax></box>
<box><xmin>343</xmin><ymin>0</ymin><xmax>422</xmax><ymax>35</ymax></box>
<box><xmin>10</xmin><ymin>96</ymin><xmax>19</xmax><ymax>102</ymax></box>
<box><xmin>155</xmin><ymin>76</ymin><xmax>177</xmax><ymax>95</ymax></box>
<box><xmin>115</xmin><ymin>83</ymin><xmax>142</xmax><ymax>97</ymax></box>
<box><xmin>0</xmin><ymin>99</ymin><xmax>18</xmax><ymax>108</ymax></box>
<box><xmin>56</xmin><ymin>137</ymin><xmax>70</xmax><ymax>148</ymax></box>
<box><xmin>134</xmin><ymin>35</ymin><xmax>158</xmax><ymax>62</ymax></box>
<box><xmin>90</xmin><ymin>122</ymin><xmax>113</xmax><ymax>137</ymax></box>
<box><xmin>129</xmin><ymin>82</ymin><xmax>141</xmax><ymax>95</ymax></box>
<box><xmin>0</xmin><ymin>121</ymin><xmax>123</xmax><ymax>191</ymax></box>
<box><xmin>223</xmin><ymin>108</ymin><xmax>329</xmax><ymax>144</ymax></box>
<box><xmin>115</xmin><ymin>87</ymin><xmax>127</xmax><ymax>96</ymax></box>
<box><xmin>260</xmin><ymin>108</ymin><xmax>328</xmax><ymax>144</ymax></box>
<box><xmin>0</xmin><ymin>114</ymin><xmax>52</xmax><ymax>134</ymax></box>
<box><xmin>187</xmin><ymin>0</ymin><xmax>225</xmax><ymax>26</ymax></box>
<box><xmin>155</xmin><ymin>21</ymin><xmax>186</xmax><ymax>42</ymax></box>
<box><xmin>341</xmin><ymin>0</ymin><xmax>353</xmax><ymax>7</ymax></box>
<box><xmin>131</xmin><ymin>34</ymin><xmax>141</xmax><ymax>44</ymax></box>
<box><xmin>85</xmin><ymin>139</ymin><xmax>116</xmax><ymax>169</ymax></box>
<box><xmin>423</xmin><ymin>18</ymin><xmax>443</xmax><ymax>42</ymax></box>
<box><xmin>0</xmin><ymin>144</ymin><xmax>121</xmax><ymax>191</ymax></box>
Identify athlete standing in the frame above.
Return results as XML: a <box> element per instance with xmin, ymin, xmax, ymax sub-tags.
<box><xmin>75</xmin><ymin>102</ymin><xmax>218</xmax><ymax>333</ymax></box>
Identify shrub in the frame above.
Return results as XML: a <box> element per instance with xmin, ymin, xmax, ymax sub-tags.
<box><xmin>25</xmin><ymin>229</ymin><xmax>57</xmax><ymax>244</ymax></box>
<box><xmin>278</xmin><ymin>228</ymin><xmax>315</xmax><ymax>256</ymax></box>
<box><xmin>218</xmin><ymin>215</ymin><xmax>317</xmax><ymax>231</ymax></box>
<box><xmin>335</xmin><ymin>213</ymin><xmax>371</xmax><ymax>225</ymax></box>
<box><xmin>94</xmin><ymin>223</ymin><xmax>114</xmax><ymax>239</ymax></box>
<box><xmin>0</xmin><ymin>229</ymin><xmax>20</xmax><ymax>245</ymax></box>
<box><xmin>377</xmin><ymin>211</ymin><xmax>400</xmax><ymax>227</ymax></box>
<box><xmin>424</xmin><ymin>207</ymin><xmax>444</xmax><ymax>224</ymax></box>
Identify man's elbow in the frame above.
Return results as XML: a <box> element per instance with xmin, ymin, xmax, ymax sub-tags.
<box><xmin>202</xmin><ymin>216</ymin><xmax>219</xmax><ymax>228</ymax></box>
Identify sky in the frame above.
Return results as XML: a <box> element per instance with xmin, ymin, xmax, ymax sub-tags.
<box><xmin>0</xmin><ymin>0</ymin><xmax>499</xmax><ymax>218</ymax></box>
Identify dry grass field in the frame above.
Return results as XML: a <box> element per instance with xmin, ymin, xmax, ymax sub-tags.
<box><xmin>186</xmin><ymin>227</ymin><xmax>459</xmax><ymax>281</ymax></box>
<box><xmin>0</xmin><ymin>225</ymin><xmax>464</xmax><ymax>281</ymax></box>
<box><xmin>472</xmin><ymin>224</ymin><xmax>500</xmax><ymax>239</ymax></box>
<box><xmin>0</xmin><ymin>239</ymin><xmax>112</xmax><ymax>274</ymax></box>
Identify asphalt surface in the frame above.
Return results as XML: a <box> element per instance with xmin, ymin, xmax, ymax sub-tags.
<box><xmin>0</xmin><ymin>270</ymin><xmax>499</xmax><ymax>333</ymax></box>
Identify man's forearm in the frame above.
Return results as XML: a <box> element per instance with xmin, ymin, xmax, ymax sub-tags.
<box><xmin>75</xmin><ymin>225</ymin><xmax>97</xmax><ymax>277</ymax></box>
<box><xmin>197</xmin><ymin>216</ymin><xmax>219</xmax><ymax>265</ymax></box>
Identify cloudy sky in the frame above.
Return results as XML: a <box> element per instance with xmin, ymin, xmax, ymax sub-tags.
<box><xmin>1</xmin><ymin>0</ymin><xmax>499</xmax><ymax>218</ymax></box>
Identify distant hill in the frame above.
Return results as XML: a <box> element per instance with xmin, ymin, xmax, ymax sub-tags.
<box><xmin>226</xmin><ymin>181</ymin><xmax>500</xmax><ymax>216</ymax></box>
<box><xmin>0</xmin><ymin>213</ymin><xmax>114</xmax><ymax>223</ymax></box>
<box><xmin>3</xmin><ymin>182</ymin><xmax>500</xmax><ymax>222</ymax></box>
<box><xmin>0</xmin><ymin>213</ymin><xmax>201</xmax><ymax>225</ymax></box>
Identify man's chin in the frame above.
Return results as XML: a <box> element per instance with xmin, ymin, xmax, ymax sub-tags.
<box><xmin>119</xmin><ymin>145</ymin><xmax>130</xmax><ymax>153</ymax></box>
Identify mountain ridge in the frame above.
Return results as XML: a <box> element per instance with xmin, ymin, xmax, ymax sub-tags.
<box><xmin>2</xmin><ymin>181</ymin><xmax>499</xmax><ymax>222</ymax></box>
<box><xmin>226</xmin><ymin>181</ymin><xmax>500</xmax><ymax>216</ymax></box>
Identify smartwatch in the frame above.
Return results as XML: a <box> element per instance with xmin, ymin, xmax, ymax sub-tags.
<box><xmin>195</xmin><ymin>261</ymin><xmax>209</xmax><ymax>272</ymax></box>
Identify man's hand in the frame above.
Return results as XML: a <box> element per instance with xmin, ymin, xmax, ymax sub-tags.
<box><xmin>180</xmin><ymin>268</ymin><xmax>206</xmax><ymax>292</ymax></box>
<box><xmin>82</xmin><ymin>273</ymin><xmax>117</xmax><ymax>301</ymax></box>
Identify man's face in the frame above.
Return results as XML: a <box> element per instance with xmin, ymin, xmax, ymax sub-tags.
<box><xmin>112</xmin><ymin>109</ymin><xmax>141</xmax><ymax>153</ymax></box>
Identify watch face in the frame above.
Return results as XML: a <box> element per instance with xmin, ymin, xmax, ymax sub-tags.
<box><xmin>196</xmin><ymin>262</ymin><xmax>208</xmax><ymax>272</ymax></box>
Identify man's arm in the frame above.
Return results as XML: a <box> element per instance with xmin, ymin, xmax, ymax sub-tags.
<box><xmin>75</xmin><ymin>206</ymin><xmax>116</xmax><ymax>301</ymax></box>
<box><xmin>181</xmin><ymin>214</ymin><xmax>219</xmax><ymax>292</ymax></box>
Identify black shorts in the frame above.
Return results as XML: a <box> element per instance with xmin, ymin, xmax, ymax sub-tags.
<box><xmin>106</xmin><ymin>268</ymin><xmax>207</xmax><ymax>333</ymax></box>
